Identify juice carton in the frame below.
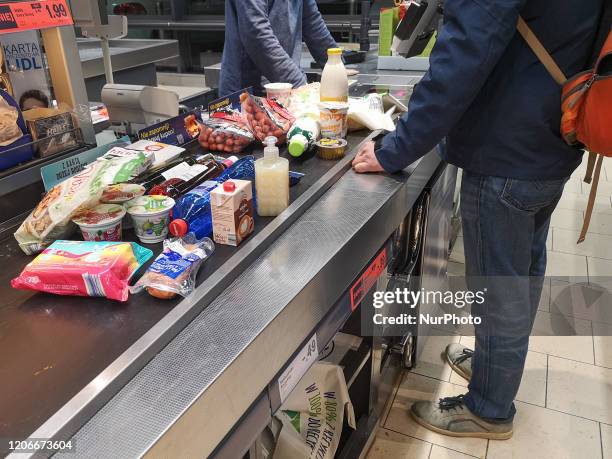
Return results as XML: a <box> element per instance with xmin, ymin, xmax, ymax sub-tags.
<box><xmin>210</xmin><ymin>179</ymin><xmax>254</xmax><ymax>246</ymax></box>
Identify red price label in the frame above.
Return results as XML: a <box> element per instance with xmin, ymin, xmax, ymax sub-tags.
<box><xmin>350</xmin><ymin>248</ymin><xmax>387</xmax><ymax>311</ymax></box>
<box><xmin>0</xmin><ymin>0</ymin><xmax>73</xmax><ymax>35</ymax></box>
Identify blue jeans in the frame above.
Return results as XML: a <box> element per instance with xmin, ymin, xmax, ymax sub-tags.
<box><xmin>460</xmin><ymin>170</ymin><xmax>568</xmax><ymax>421</ymax></box>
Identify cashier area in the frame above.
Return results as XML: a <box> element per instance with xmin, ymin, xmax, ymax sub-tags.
<box><xmin>0</xmin><ymin>1</ymin><xmax>458</xmax><ymax>458</ymax></box>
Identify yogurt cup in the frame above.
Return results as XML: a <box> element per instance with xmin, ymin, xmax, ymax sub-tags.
<box><xmin>319</xmin><ymin>102</ymin><xmax>349</xmax><ymax>139</ymax></box>
<box><xmin>126</xmin><ymin>195</ymin><xmax>175</xmax><ymax>244</ymax></box>
<box><xmin>72</xmin><ymin>203</ymin><xmax>126</xmax><ymax>242</ymax></box>
<box><xmin>264</xmin><ymin>82</ymin><xmax>293</xmax><ymax>106</ymax></box>
<box><xmin>101</xmin><ymin>184</ymin><xmax>145</xmax><ymax>230</ymax></box>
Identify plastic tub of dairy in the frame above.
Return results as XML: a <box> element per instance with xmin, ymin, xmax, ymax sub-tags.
<box><xmin>319</xmin><ymin>102</ymin><xmax>349</xmax><ymax>139</ymax></box>
<box><xmin>101</xmin><ymin>183</ymin><xmax>146</xmax><ymax>230</ymax></box>
<box><xmin>315</xmin><ymin>138</ymin><xmax>348</xmax><ymax>160</ymax></box>
<box><xmin>72</xmin><ymin>203</ymin><xmax>126</xmax><ymax>242</ymax></box>
<box><xmin>126</xmin><ymin>195</ymin><xmax>175</xmax><ymax>244</ymax></box>
<box><xmin>264</xmin><ymin>82</ymin><xmax>293</xmax><ymax>106</ymax></box>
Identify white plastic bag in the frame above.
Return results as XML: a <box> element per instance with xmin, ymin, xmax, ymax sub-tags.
<box><xmin>272</xmin><ymin>363</ymin><xmax>356</xmax><ymax>459</ymax></box>
<box><xmin>348</xmin><ymin>93</ymin><xmax>396</xmax><ymax>132</ymax></box>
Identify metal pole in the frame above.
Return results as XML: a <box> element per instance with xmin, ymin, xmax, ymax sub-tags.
<box><xmin>360</xmin><ymin>1</ymin><xmax>373</xmax><ymax>52</ymax></box>
<box><xmin>100</xmin><ymin>37</ymin><xmax>114</xmax><ymax>84</ymax></box>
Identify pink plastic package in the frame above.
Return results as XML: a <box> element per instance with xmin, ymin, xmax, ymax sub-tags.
<box><xmin>11</xmin><ymin>240</ymin><xmax>153</xmax><ymax>302</ymax></box>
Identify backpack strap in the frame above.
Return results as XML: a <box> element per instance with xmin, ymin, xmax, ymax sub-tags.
<box><xmin>583</xmin><ymin>151</ymin><xmax>598</xmax><ymax>184</ymax></box>
<box><xmin>517</xmin><ymin>17</ymin><xmax>567</xmax><ymax>84</ymax></box>
<box><xmin>578</xmin><ymin>154</ymin><xmax>604</xmax><ymax>244</ymax></box>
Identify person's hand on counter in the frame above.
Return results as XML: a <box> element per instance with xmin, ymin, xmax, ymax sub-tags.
<box><xmin>352</xmin><ymin>141</ymin><xmax>385</xmax><ymax>173</ymax></box>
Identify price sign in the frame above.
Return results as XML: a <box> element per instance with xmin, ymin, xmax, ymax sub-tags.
<box><xmin>0</xmin><ymin>0</ymin><xmax>73</xmax><ymax>35</ymax></box>
<box><xmin>277</xmin><ymin>334</ymin><xmax>318</xmax><ymax>404</ymax></box>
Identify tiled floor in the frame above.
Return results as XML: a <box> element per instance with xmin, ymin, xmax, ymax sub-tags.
<box><xmin>366</xmin><ymin>157</ymin><xmax>612</xmax><ymax>459</ymax></box>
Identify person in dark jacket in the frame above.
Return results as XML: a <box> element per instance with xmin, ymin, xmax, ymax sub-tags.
<box><xmin>219</xmin><ymin>0</ymin><xmax>337</xmax><ymax>96</ymax></box>
<box><xmin>353</xmin><ymin>0</ymin><xmax>603</xmax><ymax>439</ymax></box>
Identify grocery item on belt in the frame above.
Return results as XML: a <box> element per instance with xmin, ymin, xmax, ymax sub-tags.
<box><xmin>211</xmin><ymin>180</ymin><xmax>255</xmax><ymax>246</ymax></box>
<box><xmin>287</xmin><ymin>114</ymin><xmax>320</xmax><ymax>157</ymax></box>
<box><xmin>148</xmin><ymin>155</ymin><xmax>225</xmax><ymax>198</ymax></box>
<box><xmin>14</xmin><ymin>152</ymin><xmax>153</xmax><ymax>255</ymax></box>
<box><xmin>347</xmin><ymin>93</ymin><xmax>396</xmax><ymax>132</ymax></box>
<box><xmin>100</xmin><ymin>183</ymin><xmax>146</xmax><ymax>204</ymax></box>
<box><xmin>126</xmin><ymin>195</ymin><xmax>175</xmax><ymax>244</ymax></box>
<box><xmin>320</xmin><ymin>48</ymin><xmax>349</xmax><ymax>103</ymax></box>
<box><xmin>132</xmin><ymin>154</ymin><xmax>216</xmax><ymax>192</ymax></box>
<box><xmin>264</xmin><ymin>82</ymin><xmax>293</xmax><ymax>106</ymax></box>
<box><xmin>11</xmin><ymin>240</ymin><xmax>153</xmax><ymax>302</ymax></box>
<box><xmin>169</xmin><ymin>156</ymin><xmax>256</xmax><ymax>240</ymax></box>
<box><xmin>315</xmin><ymin>138</ymin><xmax>348</xmax><ymax>160</ymax></box>
<box><xmin>125</xmin><ymin>139</ymin><xmax>185</xmax><ymax>168</ymax></box>
<box><xmin>72</xmin><ymin>203</ymin><xmax>126</xmax><ymax>242</ymax></box>
<box><xmin>319</xmin><ymin>102</ymin><xmax>349</xmax><ymax>139</ymax></box>
<box><xmin>198</xmin><ymin>109</ymin><xmax>255</xmax><ymax>154</ymax></box>
<box><xmin>255</xmin><ymin>136</ymin><xmax>289</xmax><ymax>217</ymax></box>
<box><xmin>289</xmin><ymin>170</ymin><xmax>305</xmax><ymax>186</ymax></box>
<box><xmin>97</xmin><ymin>147</ymin><xmax>154</xmax><ymax>179</ymax></box>
<box><xmin>240</xmin><ymin>92</ymin><xmax>295</xmax><ymax>144</ymax></box>
<box><xmin>131</xmin><ymin>236</ymin><xmax>215</xmax><ymax>300</ymax></box>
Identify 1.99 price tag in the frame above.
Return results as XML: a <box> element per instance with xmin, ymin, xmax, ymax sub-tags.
<box><xmin>0</xmin><ymin>0</ymin><xmax>73</xmax><ymax>35</ymax></box>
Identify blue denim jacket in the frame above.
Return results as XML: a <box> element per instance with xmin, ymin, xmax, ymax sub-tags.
<box><xmin>219</xmin><ymin>0</ymin><xmax>336</xmax><ymax>96</ymax></box>
<box><xmin>375</xmin><ymin>0</ymin><xmax>603</xmax><ymax>180</ymax></box>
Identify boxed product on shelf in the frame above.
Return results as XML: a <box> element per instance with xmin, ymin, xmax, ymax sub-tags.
<box><xmin>26</xmin><ymin>111</ymin><xmax>81</xmax><ymax>157</ymax></box>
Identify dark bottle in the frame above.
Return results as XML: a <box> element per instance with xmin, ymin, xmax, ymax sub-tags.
<box><xmin>134</xmin><ymin>153</ymin><xmax>216</xmax><ymax>192</ymax></box>
<box><xmin>148</xmin><ymin>156</ymin><xmax>237</xmax><ymax>198</ymax></box>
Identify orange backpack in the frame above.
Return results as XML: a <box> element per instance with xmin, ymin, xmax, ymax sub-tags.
<box><xmin>517</xmin><ymin>17</ymin><xmax>612</xmax><ymax>243</ymax></box>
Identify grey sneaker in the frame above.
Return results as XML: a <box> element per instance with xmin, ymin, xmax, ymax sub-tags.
<box><xmin>410</xmin><ymin>395</ymin><xmax>513</xmax><ymax>440</ymax></box>
<box><xmin>445</xmin><ymin>343</ymin><xmax>473</xmax><ymax>381</ymax></box>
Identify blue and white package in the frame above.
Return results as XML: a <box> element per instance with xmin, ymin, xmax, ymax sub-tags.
<box><xmin>131</xmin><ymin>236</ymin><xmax>214</xmax><ymax>299</ymax></box>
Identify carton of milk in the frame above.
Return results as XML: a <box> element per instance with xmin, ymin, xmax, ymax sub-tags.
<box><xmin>210</xmin><ymin>180</ymin><xmax>254</xmax><ymax>246</ymax></box>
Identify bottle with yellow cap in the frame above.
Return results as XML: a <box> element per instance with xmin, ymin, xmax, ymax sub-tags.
<box><xmin>320</xmin><ymin>48</ymin><xmax>348</xmax><ymax>103</ymax></box>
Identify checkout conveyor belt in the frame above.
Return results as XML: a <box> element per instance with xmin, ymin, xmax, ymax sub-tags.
<box><xmin>0</xmin><ymin>131</ymin><xmax>372</xmax><ymax>448</ymax></box>
<box><xmin>1</xmin><ymin>93</ymin><xmax>448</xmax><ymax>459</ymax></box>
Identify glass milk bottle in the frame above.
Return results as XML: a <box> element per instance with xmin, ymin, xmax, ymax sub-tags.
<box><xmin>255</xmin><ymin>136</ymin><xmax>289</xmax><ymax>216</ymax></box>
<box><xmin>320</xmin><ymin>48</ymin><xmax>348</xmax><ymax>102</ymax></box>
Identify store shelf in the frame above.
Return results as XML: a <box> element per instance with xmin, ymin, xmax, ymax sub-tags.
<box><xmin>77</xmin><ymin>38</ymin><xmax>179</xmax><ymax>79</ymax></box>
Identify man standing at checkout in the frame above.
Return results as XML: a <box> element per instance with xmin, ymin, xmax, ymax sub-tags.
<box><xmin>219</xmin><ymin>0</ymin><xmax>337</xmax><ymax>96</ymax></box>
<box><xmin>353</xmin><ymin>0</ymin><xmax>603</xmax><ymax>440</ymax></box>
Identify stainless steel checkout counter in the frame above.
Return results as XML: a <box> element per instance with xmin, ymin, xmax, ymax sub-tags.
<box><xmin>0</xmin><ymin>80</ymin><xmax>457</xmax><ymax>458</ymax></box>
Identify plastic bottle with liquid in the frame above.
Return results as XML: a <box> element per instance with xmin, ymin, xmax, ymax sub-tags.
<box><xmin>255</xmin><ymin>136</ymin><xmax>289</xmax><ymax>216</ymax></box>
<box><xmin>168</xmin><ymin>156</ymin><xmax>255</xmax><ymax>239</ymax></box>
<box><xmin>320</xmin><ymin>48</ymin><xmax>348</xmax><ymax>102</ymax></box>
<box><xmin>288</xmin><ymin>114</ymin><xmax>320</xmax><ymax>157</ymax></box>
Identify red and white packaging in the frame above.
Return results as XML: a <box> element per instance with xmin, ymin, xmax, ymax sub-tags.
<box><xmin>198</xmin><ymin>110</ymin><xmax>255</xmax><ymax>154</ymax></box>
<box><xmin>240</xmin><ymin>92</ymin><xmax>295</xmax><ymax>144</ymax></box>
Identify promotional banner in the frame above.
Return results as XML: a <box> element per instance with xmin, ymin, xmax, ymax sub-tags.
<box><xmin>208</xmin><ymin>86</ymin><xmax>253</xmax><ymax>112</ymax></box>
<box><xmin>2</xmin><ymin>30</ymin><xmax>50</xmax><ymax>106</ymax></box>
<box><xmin>137</xmin><ymin>110</ymin><xmax>201</xmax><ymax>146</ymax></box>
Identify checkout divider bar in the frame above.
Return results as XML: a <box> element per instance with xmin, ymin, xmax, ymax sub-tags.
<box><xmin>21</xmin><ymin>131</ymin><xmax>382</xmax><ymax>457</ymax></box>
